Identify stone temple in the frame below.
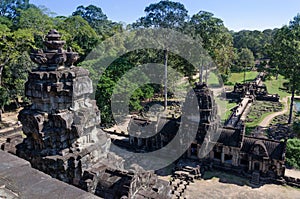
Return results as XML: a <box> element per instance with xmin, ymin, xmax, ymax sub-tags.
<box><xmin>128</xmin><ymin>81</ymin><xmax>286</xmax><ymax>186</ymax></box>
<box><xmin>16</xmin><ymin>30</ymin><xmax>171</xmax><ymax>199</ymax></box>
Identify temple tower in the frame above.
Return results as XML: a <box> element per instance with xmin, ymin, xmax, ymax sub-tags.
<box><xmin>17</xmin><ymin>30</ymin><xmax>123</xmax><ymax>184</ymax></box>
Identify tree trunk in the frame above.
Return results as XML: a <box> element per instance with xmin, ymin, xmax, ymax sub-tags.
<box><xmin>199</xmin><ymin>62</ymin><xmax>203</xmax><ymax>83</ymax></box>
<box><xmin>0</xmin><ymin>109</ymin><xmax>2</xmax><ymax>122</ymax></box>
<box><xmin>164</xmin><ymin>49</ymin><xmax>168</xmax><ymax>111</ymax></box>
<box><xmin>205</xmin><ymin>64</ymin><xmax>208</xmax><ymax>83</ymax></box>
<box><xmin>0</xmin><ymin>65</ymin><xmax>3</xmax><ymax>86</ymax></box>
<box><xmin>288</xmin><ymin>87</ymin><xmax>295</xmax><ymax>124</ymax></box>
<box><xmin>243</xmin><ymin>64</ymin><xmax>246</xmax><ymax>83</ymax></box>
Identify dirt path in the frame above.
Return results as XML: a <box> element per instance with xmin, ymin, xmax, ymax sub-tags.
<box><xmin>259</xmin><ymin>96</ymin><xmax>289</xmax><ymax>127</ymax></box>
<box><xmin>285</xmin><ymin>169</ymin><xmax>300</xmax><ymax>179</ymax></box>
<box><xmin>184</xmin><ymin>177</ymin><xmax>300</xmax><ymax>199</ymax></box>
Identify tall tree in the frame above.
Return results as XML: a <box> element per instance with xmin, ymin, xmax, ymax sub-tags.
<box><xmin>0</xmin><ymin>86</ymin><xmax>9</xmax><ymax>121</ymax></box>
<box><xmin>271</xmin><ymin>14</ymin><xmax>300</xmax><ymax>124</ymax></box>
<box><xmin>189</xmin><ymin>11</ymin><xmax>224</xmax><ymax>54</ymax></box>
<box><xmin>133</xmin><ymin>0</ymin><xmax>188</xmax><ymax>110</ymax></box>
<box><xmin>0</xmin><ymin>0</ymin><xmax>29</xmax><ymax>18</ymax></box>
<box><xmin>57</xmin><ymin>15</ymin><xmax>100</xmax><ymax>59</ymax></box>
<box><xmin>133</xmin><ymin>0</ymin><xmax>188</xmax><ymax>29</ymax></box>
<box><xmin>237</xmin><ymin>48</ymin><xmax>255</xmax><ymax>82</ymax></box>
<box><xmin>72</xmin><ymin>5</ymin><xmax>122</xmax><ymax>39</ymax></box>
<box><xmin>17</xmin><ymin>7</ymin><xmax>54</xmax><ymax>31</ymax></box>
<box><xmin>232</xmin><ymin>29</ymin><xmax>278</xmax><ymax>59</ymax></box>
<box><xmin>189</xmin><ymin>11</ymin><xmax>234</xmax><ymax>79</ymax></box>
<box><xmin>0</xmin><ymin>24</ymin><xmax>12</xmax><ymax>86</ymax></box>
<box><xmin>72</xmin><ymin>5</ymin><xmax>107</xmax><ymax>28</ymax></box>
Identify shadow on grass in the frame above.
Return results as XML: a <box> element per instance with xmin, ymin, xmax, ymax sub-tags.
<box><xmin>202</xmin><ymin>170</ymin><xmax>262</xmax><ymax>188</ymax></box>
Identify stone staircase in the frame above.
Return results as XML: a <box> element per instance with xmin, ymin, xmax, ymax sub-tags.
<box><xmin>251</xmin><ymin>171</ymin><xmax>260</xmax><ymax>185</ymax></box>
<box><xmin>170</xmin><ymin>166</ymin><xmax>202</xmax><ymax>199</ymax></box>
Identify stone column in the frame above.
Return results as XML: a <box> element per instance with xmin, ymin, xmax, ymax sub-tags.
<box><xmin>187</xmin><ymin>146</ymin><xmax>191</xmax><ymax>158</ymax></box>
<box><xmin>221</xmin><ymin>147</ymin><xmax>225</xmax><ymax>163</ymax></box>
<box><xmin>137</xmin><ymin>138</ymin><xmax>142</xmax><ymax>147</ymax></box>
<box><xmin>248</xmin><ymin>157</ymin><xmax>252</xmax><ymax>171</ymax></box>
<box><xmin>209</xmin><ymin>150</ymin><xmax>214</xmax><ymax>160</ymax></box>
<box><xmin>232</xmin><ymin>154</ymin><xmax>238</xmax><ymax>166</ymax></box>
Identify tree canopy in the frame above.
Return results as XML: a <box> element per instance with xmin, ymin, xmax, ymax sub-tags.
<box><xmin>0</xmin><ymin>0</ymin><xmax>298</xmax><ymax>128</ymax></box>
<box><xmin>0</xmin><ymin>0</ymin><xmax>29</xmax><ymax>18</ymax></box>
<box><xmin>286</xmin><ymin>138</ymin><xmax>300</xmax><ymax>169</ymax></box>
<box><xmin>133</xmin><ymin>0</ymin><xmax>188</xmax><ymax>29</ymax></box>
<box><xmin>270</xmin><ymin>14</ymin><xmax>300</xmax><ymax>124</ymax></box>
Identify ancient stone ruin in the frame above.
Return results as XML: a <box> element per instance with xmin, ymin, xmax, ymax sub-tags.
<box><xmin>16</xmin><ymin>29</ymin><xmax>171</xmax><ymax>199</ymax></box>
<box><xmin>128</xmin><ymin>80</ymin><xmax>286</xmax><ymax>186</ymax></box>
<box><xmin>226</xmin><ymin>72</ymin><xmax>279</xmax><ymax>102</ymax></box>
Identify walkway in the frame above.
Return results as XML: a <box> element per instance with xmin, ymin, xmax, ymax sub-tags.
<box><xmin>184</xmin><ymin>172</ymin><xmax>300</xmax><ymax>199</ymax></box>
<box><xmin>259</xmin><ymin>96</ymin><xmax>289</xmax><ymax>127</ymax></box>
<box><xmin>0</xmin><ymin>150</ymin><xmax>99</xmax><ymax>199</ymax></box>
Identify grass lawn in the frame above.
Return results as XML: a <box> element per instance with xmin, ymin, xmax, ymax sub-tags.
<box><xmin>224</xmin><ymin>101</ymin><xmax>237</xmax><ymax>120</ymax></box>
<box><xmin>215</xmin><ymin>98</ymin><xmax>237</xmax><ymax>121</ymax></box>
<box><xmin>208</xmin><ymin>72</ymin><xmax>220</xmax><ymax>87</ymax></box>
<box><xmin>263</xmin><ymin>74</ymin><xmax>289</xmax><ymax>99</ymax></box>
<box><xmin>244</xmin><ymin>100</ymin><xmax>284</xmax><ymax>134</ymax></box>
<box><xmin>227</xmin><ymin>71</ymin><xmax>258</xmax><ymax>84</ymax></box>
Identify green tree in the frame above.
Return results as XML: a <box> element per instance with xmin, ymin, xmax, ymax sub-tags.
<box><xmin>57</xmin><ymin>15</ymin><xmax>100</xmax><ymax>59</ymax></box>
<box><xmin>234</xmin><ymin>48</ymin><xmax>255</xmax><ymax>82</ymax></box>
<box><xmin>17</xmin><ymin>7</ymin><xmax>54</xmax><ymax>33</ymax></box>
<box><xmin>0</xmin><ymin>0</ymin><xmax>29</xmax><ymax>18</ymax></box>
<box><xmin>133</xmin><ymin>0</ymin><xmax>188</xmax><ymax>29</ymax></box>
<box><xmin>270</xmin><ymin>14</ymin><xmax>300</xmax><ymax>124</ymax></box>
<box><xmin>72</xmin><ymin>5</ymin><xmax>107</xmax><ymax>27</ymax></box>
<box><xmin>93</xmin><ymin>54</ymin><xmax>155</xmax><ymax>124</ymax></box>
<box><xmin>0</xmin><ymin>23</ymin><xmax>12</xmax><ymax>85</ymax></box>
<box><xmin>133</xmin><ymin>0</ymin><xmax>189</xmax><ymax>110</ymax></box>
<box><xmin>233</xmin><ymin>29</ymin><xmax>279</xmax><ymax>60</ymax></box>
<box><xmin>286</xmin><ymin>138</ymin><xmax>300</xmax><ymax>169</ymax></box>
<box><xmin>189</xmin><ymin>11</ymin><xmax>234</xmax><ymax>79</ymax></box>
<box><xmin>238</xmin><ymin>48</ymin><xmax>255</xmax><ymax>68</ymax></box>
<box><xmin>2</xmin><ymin>28</ymin><xmax>35</xmax><ymax>106</ymax></box>
<box><xmin>0</xmin><ymin>86</ymin><xmax>9</xmax><ymax>121</ymax></box>
<box><xmin>72</xmin><ymin>5</ymin><xmax>123</xmax><ymax>40</ymax></box>
<box><xmin>189</xmin><ymin>11</ymin><xmax>224</xmax><ymax>54</ymax></box>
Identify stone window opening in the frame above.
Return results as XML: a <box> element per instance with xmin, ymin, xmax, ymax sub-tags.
<box><xmin>191</xmin><ymin>143</ymin><xmax>198</xmax><ymax>157</ymax></box>
<box><xmin>240</xmin><ymin>158</ymin><xmax>248</xmax><ymax>166</ymax></box>
<box><xmin>254</xmin><ymin>162</ymin><xmax>260</xmax><ymax>171</ymax></box>
<box><xmin>224</xmin><ymin>154</ymin><xmax>233</xmax><ymax>164</ymax></box>
<box><xmin>214</xmin><ymin>151</ymin><xmax>221</xmax><ymax>160</ymax></box>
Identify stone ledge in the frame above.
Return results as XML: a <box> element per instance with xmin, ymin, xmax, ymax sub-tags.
<box><xmin>0</xmin><ymin>150</ymin><xmax>100</xmax><ymax>199</ymax></box>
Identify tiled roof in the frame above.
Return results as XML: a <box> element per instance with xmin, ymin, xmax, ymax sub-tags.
<box><xmin>241</xmin><ymin>136</ymin><xmax>285</xmax><ymax>160</ymax></box>
<box><xmin>217</xmin><ymin>127</ymin><xmax>242</xmax><ymax>147</ymax></box>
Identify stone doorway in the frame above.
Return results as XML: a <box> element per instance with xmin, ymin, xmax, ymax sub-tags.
<box><xmin>190</xmin><ymin>143</ymin><xmax>198</xmax><ymax>157</ymax></box>
<box><xmin>254</xmin><ymin>162</ymin><xmax>260</xmax><ymax>171</ymax></box>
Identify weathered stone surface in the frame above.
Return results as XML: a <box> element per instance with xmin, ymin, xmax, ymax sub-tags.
<box><xmin>0</xmin><ymin>150</ymin><xmax>100</xmax><ymax>199</ymax></box>
<box><xmin>15</xmin><ymin>29</ymin><xmax>172</xmax><ymax>199</ymax></box>
<box><xmin>30</xmin><ymin>29</ymin><xmax>79</xmax><ymax>71</ymax></box>
<box><xmin>24</xmin><ymin>67</ymin><xmax>93</xmax><ymax>113</ymax></box>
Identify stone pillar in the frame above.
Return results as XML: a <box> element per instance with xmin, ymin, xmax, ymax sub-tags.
<box><xmin>209</xmin><ymin>151</ymin><xmax>214</xmax><ymax>160</ymax></box>
<box><xmin>187</xmin><ymin>146</ymin><xmax>191</xmax><ymax>158</ymax></box>
<box><xmin>137</xmin><ymin>138</ymin><xmax>142</xmax><ymax>147</ymax></box>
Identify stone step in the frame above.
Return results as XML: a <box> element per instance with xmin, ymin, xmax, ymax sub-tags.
<box><xmin>251</xmin><ymin>171</ymin><xmax>260</xmax><ymax>185</ymax></box>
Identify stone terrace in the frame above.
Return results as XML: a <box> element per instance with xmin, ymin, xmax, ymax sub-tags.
<box><xmin>0</xmin><ymin>150</ymin><xmax>100</xmax><ymax>199</ymax></box>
